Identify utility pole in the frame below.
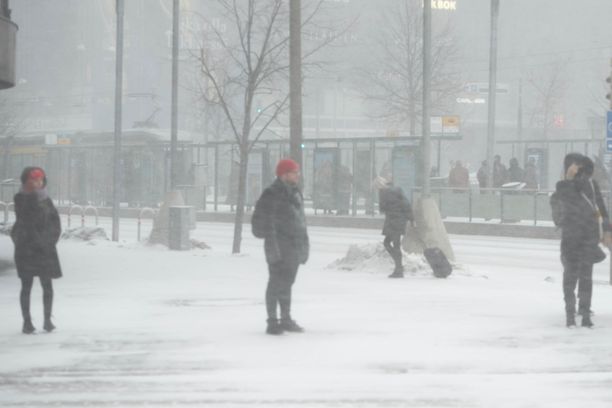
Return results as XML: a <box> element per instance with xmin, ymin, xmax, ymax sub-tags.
<box><xmin>422</xmin><ymin>0</ymin><xmax>432</xmax><ymax>197</ymax></box>
<box><xmin>289</xmin><ymin>0</ymin><xmax>303</xmax><ymax>168</ymax></box>
<box><xmin>170</xmin><ymin>0</ymin><xmax>180</xmax><ymax>190</ymax></box>
<box><xmin>112</xmin><ymin>0</ymin><xmax>125</xmax><ymax>242</ymax></box>
<box><xmin>486</xmin><ymin>0</ymin><xmax>500</xmax><ymax>190</ymax></box>
<box><xmin>517</xmin><ymin>78</ymin><xmax>523</xmax><ymax>140</ymax></box>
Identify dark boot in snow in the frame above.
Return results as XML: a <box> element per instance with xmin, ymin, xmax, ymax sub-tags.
<box><xmin>280</xmin><ymin>319</ymin><xmax>304</xmax><ymax>333</ymax></box>
<box><xmin>581</xmin><ymin>314</ymin><xmax>594</xmax><ymax>328</ymax></box>
<box><xmin>266</xmin><ymin>319</ymin><xmax>284</xmax><ymax>335</ymax></box>
<box><xmin>43</xmin><ymin>319</ymin><xmax>56</xmax><ymax>333</ymax></box>
<box><xmin>388</xmin><ymin>266</ymin><xmax>404</xmax><ymax>279</ymax></box>
<box><xmin>22</xmin><ymin>319</ymin><xmax>35</xmax><ymax>334</ymax></box>
<box><xmin>566</xmin><ymin>315</ymin><xmax>576</xmax><ymax>328</ymax></box>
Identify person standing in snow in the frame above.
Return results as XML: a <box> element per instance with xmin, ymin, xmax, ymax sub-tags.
<box><xmin>448</xmin><ymin>160</ymin><xmax>470</xmax><ymax>192</ymax></box>
<box><xmin>252</xmin><ymin>159</ymin><xmax>309</xmax><ymax>335</ymax></box>
<box><xmin>550</xmin><ymin>154</ymin><xmax>612</xmax><ymax>328</ymax></box>
<box><xmin>10</xmin><ymin>167</ymin><xmax>62</xmax><ymax>334</ymax></box>
<box><xmin>375</xmin><ymin>177</ymin><xmax>414</xmax><ymax>279</ymax></box>
<box><xmin>493</xmin><ymin>155</ymin><xmax>508</xmax><ymax>188</ymax></box>
<box><xmin>508</xmin><ymin>158</ymin><xmax>524</xmax><ymax>183</ymax></box>
<box><xmin>477</xmin><ymin>160</ymin><xmax>489</xmax><ymax>193</ymax></box>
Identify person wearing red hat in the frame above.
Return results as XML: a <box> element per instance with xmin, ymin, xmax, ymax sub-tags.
<box><xmin>11</xmin><ymin>167</ymin><xmax>62</xmax><ymax>334</ymax></box>
<box><xmin>252</xmin><ymin>159</ymin><xmax>309</xmax><ymax>335</ymax></box>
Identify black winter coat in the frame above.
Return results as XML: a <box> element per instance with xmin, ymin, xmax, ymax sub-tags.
<box><xmin>551</xmin><ymin>179</ymin><xmax>610</xmax><ymax>263</ymax></box>
<box><xmin>379</xmin><ymin>187</ymin><xmax>414</xmax><ymax>237</ymax></box>
<box><xmin>10</xmin><ymin>191</ymin><xmax>62</xmax><ymax>279</ymax></box>
<box><xmin>252</xmin><ymin>179</ymin><xmax>309</xmax><ymax>265</ymax></box>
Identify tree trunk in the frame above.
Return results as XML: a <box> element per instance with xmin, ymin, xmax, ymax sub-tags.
<box><xmin>232</xmin><ymin>146</ymin><xmax>249</xmax><ymax>254</ymax></box>
<box><xmin>409</xmin><ymin>101</ymin><xmax>417</xmax><ymax>137</ymax></box>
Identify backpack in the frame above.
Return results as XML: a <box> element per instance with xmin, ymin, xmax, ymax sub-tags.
<box><xmin>251</xmin><ymin>192</ymin><xmax>269</xmax><ymax>239</ymax></box>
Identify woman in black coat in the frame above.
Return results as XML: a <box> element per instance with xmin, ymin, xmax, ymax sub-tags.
<box><xmin>376</xmin><ymin>177</ymin><xmax>414</xmax><ymax>279</ymax></box>
<box><xmin>10</xmin><ymin>167</ymin><xmax>62</xmax><ymax>334</ymax></box>
<box><xmin>551</xmin><ymin>154</ymin><xmax>611</xmax><ymax>328</ymax></box>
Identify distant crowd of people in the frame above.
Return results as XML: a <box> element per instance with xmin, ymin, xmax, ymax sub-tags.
<box><xmin>446</xmin><ymin>155</ymin><xmax>540</xmax><ymax>191</ymax></box>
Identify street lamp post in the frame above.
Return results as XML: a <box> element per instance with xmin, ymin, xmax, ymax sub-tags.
<box><xmin>170</xmin><ymin>0</ymin><xmax>180</xmax><ymax>190</ymax></box>
<box><xmin>289</xmin><ymin>0</ymin><xmax>303</xmax><ymax>168</ymax></box>
<box><xmin>422</xmin><ymin>0</ymin><xmax>432</xmax><ymax>197</ymax></box>
<box><xmin>112</xmin><ymin>0</ymin><xmax>125</xmax><ymax>242</ymax></box>
<box><xmin>486</xmin><ymin>0</ymin><xmax>500</xmax><ymax>190</ymax></box>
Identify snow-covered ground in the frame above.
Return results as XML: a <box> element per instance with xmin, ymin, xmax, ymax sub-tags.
<box><xmin>1</xmin><ymin>221</ymin><xmax>612</xmax><ymax>407</ymax></box>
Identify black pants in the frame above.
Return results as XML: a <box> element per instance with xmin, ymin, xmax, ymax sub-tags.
<box><xmin>384</xmin><ymin>235</ymin><xmax>402</xmax><ymax>270</ymax></box>
<box><xmin>20</xmin><ymin>276</ymin><xmax>53</xmax><ymax>321</ymax></box>
<box><xmin>266</xmin><ymin>258</ymin><xmax>299</xmax><ymax>321</ymax></box>
<box><xmin>562</xmin><ymin>257</ymin><xmax>593</xmax><ymax>316</ymax></box>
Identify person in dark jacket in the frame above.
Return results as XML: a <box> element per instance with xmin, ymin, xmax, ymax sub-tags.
<box><xmin>508</xmin><ymin>158</ymin><xmax>524</xmax><ymax>183</ymax></box>
<box><xmin>252</xmin><ymin>159</ymin><xmax>309</xmax><ymax>335</ymax></box>
<box><xmin>477</xmin><ymin>160</ymin><xmax>489</xmax><ymax>193</ymax></box>
<box><xmin>493</xmin><ymin>155</ymin><xmax>508</xmax><ymax>188</ymax></box>
<box><xmin>375</xmin><ymin>177</ymin><xmax>414</xmax><ymax>278</ymax></box>
<box><xmin>10</xmin><ymin>167</ymin><xmax>62</xmax><ymax>334</ymax></box>
<box><xmin>448</xmin><ymin>161</ymin><xmax>470</xmax><ymax>191</ymax></box>
<box><xmin>550</xmin><ymin>154</ymin><xmax>611</xmax><ymax>328</ymax></box>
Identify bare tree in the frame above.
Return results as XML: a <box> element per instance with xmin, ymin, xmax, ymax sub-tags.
<box><xmin>193</xmin><ymin>0</ymin><xmax>345</xmax><ymax>254</ymax></box>
<box><xmin>195</xmin><ymin>0</ymin><xmax>293</xmax><ymax>254</ymax></box>
<box><xmin>527</xmin><ymin>59</ymin><xmax>568</xmax><ymax>140</ymax></box>
<box><xmin>359</xmin><ymin>0</ymin><xmax>461</xmax><ymax>136</ymax></box>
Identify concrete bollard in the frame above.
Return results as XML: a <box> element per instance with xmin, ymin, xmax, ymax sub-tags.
<box><xmin>169</xmin><ymin>206</ymin><xmax>192</xmax><ymax>251</ymax></box>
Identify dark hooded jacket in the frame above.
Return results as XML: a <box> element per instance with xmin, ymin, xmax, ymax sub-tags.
<box><xmin>379</xmin><ymin>186</ymin><xmax>414</xmax><ymax>237</ymax></box>
<box><xmin>10</xmin><ymin>190</ymin><xmax>62</xmax><ymax>279</ymax></box>
<box><xmin>252</xmin><ymin>178</ymin><xmax>309</xmax><ymax>265</ymax></box>
<box><xmin>551</xmin><ymin>178</ymin><xmax>609</xmax><ymax>263</ymax></box>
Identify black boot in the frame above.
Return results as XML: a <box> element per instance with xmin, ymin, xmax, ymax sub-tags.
<box><xmin>581</xmin><ymin>314</ymin><xmax>594</xmax><ymax>328</ymax></box>
<box><xmin>280</xmin><ymin>318</ymin><xmax>304</xmax><ymax>333</ymax></box>
<box><xmin>43</xmin><ymin>319</ymin><xmax>56</xmax><ymax>333</ymax></box>
<box><xmin>566</xmin><ymin>314</ymin><xmax>576</xmax><ymax>328</ymax></box>
<box><xmin>266</xmin><ymin>319</ymin><xmax>284</xmax><ymax>335</ymax></box>
<box><xmin>22</xmin><ymin>319</ymin><xmax>36</xmax><ymax>334</ymax></box>
<box><xmin>388</xmin><ymin>265</ymin><xmax>405</xmax><ymax>279</ymax></box>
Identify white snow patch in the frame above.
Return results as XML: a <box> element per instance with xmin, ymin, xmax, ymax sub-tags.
<box><xmin>61</xmin><ymin>226</ymin><xmax>109</xmax><ymax>242</ymax></box>
<box><xmin>329</xmin><ymin>242</ymin><xmax>429</xmax><ymax>275</ymax></box>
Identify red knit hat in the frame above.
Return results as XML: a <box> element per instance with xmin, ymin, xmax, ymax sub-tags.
<box><xmin>28</xmin><ymin>168</ymin><xmax>45</xmax><ymax>180</ymax></box>
<box><xmin>276</xmin><ymin>159</ymin><xmax>300</xmax><ymax>177</ymax></box>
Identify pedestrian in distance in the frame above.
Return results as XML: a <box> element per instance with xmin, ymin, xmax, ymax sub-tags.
<box><xmin>550</xmin><ymin>154</ymin><xmax>612</xmax><ymax>328</ymax></box>
<box><xmin>252</xmin><ymin>159</ymin><xmax>309</xmax><ymax>335</ymax></box>
<box><xmin>374</xmin><ymin>177</ymin><xmax>414</xmax><ymax>279</ymax></box>
<box><xmin>448</xmin><ymin>160</ymin><xmax>470</xmax><ymax>192</ymax></box>
<box><xmin>493</xmin><ymin>155</ymin><xmax>508</xmax><ymax>188</ymax></box>
<box><xmin>477</xmin><ymin>160</ymin><xmax>489</xmax><ymax>193</ymax></box>
<box><xmin>10</xmin><ymin>167</ymin><xmax>62</xmax><ymax>334</ymax></box>
<box><xmin>508</xmin><ymin>158</ymin><xmax>525</xmax><ymax>183</ymax></box>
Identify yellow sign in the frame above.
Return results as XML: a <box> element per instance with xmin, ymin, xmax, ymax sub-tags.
<box><xmin>442</xmin><ymin>116</ymin><xmax>460</xmax><ymax>133</ymax></box>
<box><xmin>57</xmin><ymin>138</ymin><xmax>71</xmax><ymax>145</ymax></box>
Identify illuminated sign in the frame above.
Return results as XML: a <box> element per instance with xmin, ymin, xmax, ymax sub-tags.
<box><xmin>424</xmin><ymin>0</ymin><xmax>457</xmax><ymax>11</ymax></box>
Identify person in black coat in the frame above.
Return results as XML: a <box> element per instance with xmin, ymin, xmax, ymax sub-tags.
<box><xmin>550</xmin><ymin>154</ymin><xmax>611</xmax><ymax>328</ymax></box>
<box><xmin>10</xmin><ymin>167</ymin><xmax>62</xmax><ymax>334</ymax></box>
<box><xmin>252</xmin><ymin>159</ymin><xmax>309</xmax><ymax>335</ymax></box>
<box><xmin>375</xmin><ymin>177</ymin><xmax>414</xmax><ymax>278</ymax></box>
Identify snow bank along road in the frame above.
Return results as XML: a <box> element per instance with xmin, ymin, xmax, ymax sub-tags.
<box><xmin>1</xmin><ymin>222</ymin><xmax>612</xmax><ymax>407</ymax></box>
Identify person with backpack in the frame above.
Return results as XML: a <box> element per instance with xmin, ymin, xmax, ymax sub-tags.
<box><xmin>10</xmin><ymin>167</ymin><xmax>62</xmax><ymax>334</ymax></box>
<box><xmin>375</xmin><ymin>177</ymin><xmax>414</xmax><ymax>279</ymax></box>
<box><xmin>252</xmin><ymin>159</ymin><xmax>309</xmax><ymax>335</ymax></box>
<box><xmin>550</xmin><ymin>154</ymin><xmax>612</xmax><ymax>328</ymax></box>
